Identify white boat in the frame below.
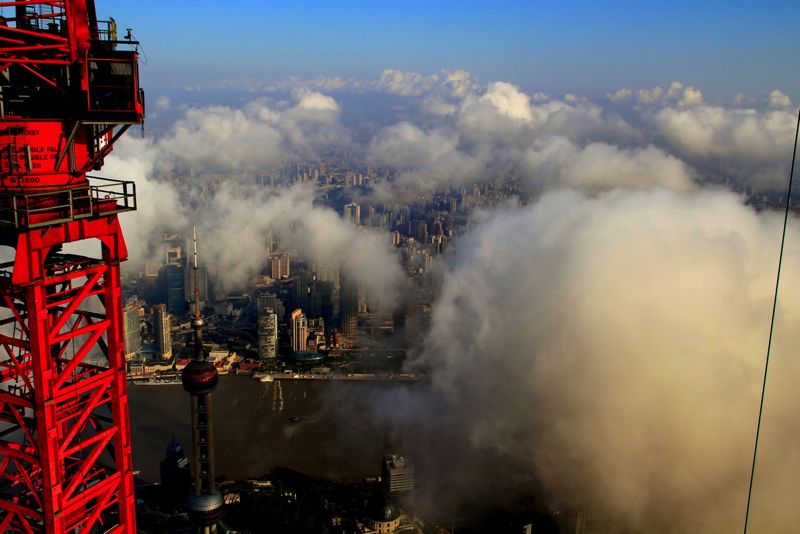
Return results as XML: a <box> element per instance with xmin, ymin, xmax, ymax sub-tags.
<box><xmin>259</xmin><ymin>375</ymin><xmax>274</xmax><ymax>383</ymax></box>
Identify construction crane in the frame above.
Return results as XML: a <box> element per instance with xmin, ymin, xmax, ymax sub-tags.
<box><xmin>0</xmin><ymin>1</ymin><xmax>143</xmax><ymax>531</ymax></box>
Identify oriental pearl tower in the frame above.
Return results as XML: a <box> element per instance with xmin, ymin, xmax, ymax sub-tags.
<box><xmin>181</xmin><ymin>227</ymin><xmax>223</xmax><ymax>531</ymax></box>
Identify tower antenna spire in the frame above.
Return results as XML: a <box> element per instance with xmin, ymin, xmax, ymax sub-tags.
<box><xmin>182</xmin><ymin>227</ymin><xmax>223</xmax><ymax>531</ymax></box>
<box><xmin>193</xmin><ymin>225</ymin><xmax>201</xmax><ymax>316</ymax></box>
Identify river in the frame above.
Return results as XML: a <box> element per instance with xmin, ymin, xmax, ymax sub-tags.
<box><xmin>128</xmin><ymin>375</ymin><xmax>415</xmax><ymax>483</ymax></box>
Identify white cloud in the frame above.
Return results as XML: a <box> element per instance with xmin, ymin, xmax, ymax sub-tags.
<box><xmin>154</xmin><ymin>104</ymin><xmax>285</xmax><ymax>173</ymax></box>
<box><xmin>197</xmin><ymin>185</ymin><xmax>403</xmax><ymax>306</ymax></box>
<box><xmin>637</xmin><ymin>86</ymin><xmax>664</xmax><ymax>104</ymax></box>
<box><xmin>101</xmin><ymin>137</ymin><xmax>186</xmax><ymax>267</ymax></box>
<box><xmin>294</xmin><ymin>88</ymin><xmax>341</xmax><ymax>112</ymax></box>
<box><xmin>456</xmin><ymin>83</ymin><xmax>536</xmax><ymax>145</ymax></box>
<box><xmin>653</xmin><ymin>105</ymin><xmax>795</xmax><ymax>164</ymax></box>
<box><xmin>769</xmin><ymin>89</ymin><xmax>792</xmax><ymax>109</ymax></box>
<box><xmin>635</xmin><ymin>81</ymin><xmax>703</xmax><ymax>107</ymax></box>
<box><xmin>458</xmin><ymin>86</ymin><xmax>638</xmax><ymax>148</ymax></box>
<box><xmin>154</xmin><ymin>95</ymin><xmax>171</xmax><ymax>111</ymax></box>
<box><xmin>476</xmin><ymin>81</ymin><xmax>534</xmax><ymax>122</ymax></box>
<box><xmin>443</xmin><ymin>69</ymin><xmax>479</xmax><ymax>99</ymax></box>
<box><xmin>368</xmin><ymin>122</ymin><xmax>488</xmax><ymax>191</ymax></box>
<box><xmin>377</xmin><ymin>69</ymin><xmax>440</xmax><ymax>96</ymax></box>
<box><xmin>308</xmin><ymin>75</ymin><xmax>349</xmax><ymax>91</ymax></box>
<box><xmin>607</xmin><ymin>88</ymin><xmax>633</xmax><ymax>102</ymax></box>
<box><xmin>421</xmin><ymin>96</ymin><xmax>458</xmax><ymax>117</ymax></box>
<box><xmin>151</xmin><ymin>95</ymin><xmax>348</xmax><ymax>174</ymax></box>
<box><xmin>680</xmin><ymin>86</ymin><xmax>704</xmax><ymax>106</ymax></box>
<box><xmin>521</xmin><ymin>137</ymin><xmax>695</xmax><ymax>191</ymax></box>
<box><xmin>417</xmin><ymin>187</ymin><xmax>800</xmax><ymax>531</ymax></box>
<box><xmin>105</xmin><ymin>137</ymin><xmax>403</xmax><ymax>307</ymax></box>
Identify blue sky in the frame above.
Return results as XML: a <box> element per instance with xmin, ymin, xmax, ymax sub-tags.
<box><xmin>98</xmin><ymin>1</ymin><xmax>799</xmax><ymax>102</ymax></box>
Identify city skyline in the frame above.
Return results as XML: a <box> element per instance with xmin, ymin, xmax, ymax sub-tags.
<box><xmin>93</xmin><ymin>2</ymin><xmax>800</xmax><ymax>532</ymax></box>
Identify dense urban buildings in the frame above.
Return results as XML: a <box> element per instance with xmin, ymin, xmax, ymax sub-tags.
<box><xmin>121</xmin><ymin>155</ymin><xmax>523</xmax><ymax>379</ymax></box>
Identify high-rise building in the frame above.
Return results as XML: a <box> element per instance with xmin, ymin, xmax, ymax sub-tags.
<box><xmin>291</xmin><ymin>308</ymin><xmax>307</xmax><ymax>352</ymax></box>
<box><xmin>259</xmin><ymin>309</ymin><xmax>278</xmax><ymax>359</ymax></box>
<box><xmin>382</xmin><ymin>455</ymin><xmax>415</xmax><ymax>512</ymax></box>
<box><xmin>315</xmin><ymin>262</ymin><xmax>339</xmax><ymax>283</ymax></box>
<box><xmin>257</xmin><ymin>291</ymin><xmax>285</xmax><ymax>322</ymax></box>
<box><xmin>269</xmin><ymin>252</ymin><xmax>291</xmax><ymax>279</ymax></box>
<box><xmin>123</xmin><ymin>303</ymin><xmax>143</xmax><ymax>361</ymax></box>
<box><xmin>280</xmin><ymin>252</ymin><xmax>290</xmax><ymax>278</ymax></box>
<box><xmin>416</xmin><ymin>221</ymin><xmax>428</xmax><ymax>244</ymax></box>
<box><xmin>270</xmin><ymin>254</ymin><xmax>282</xmax><ymax>279</ymax></box>
<box><xmin>145</xmin><ymin>260</ymin><xmax>161</xmax><ymax>278</ymax></box>
<box><xmin>165</xmin><ymin>262</ymin><xmax>187</xmax><ymax>315</ymax></box>
<box><xmin>154</xmin><ymin>304</ymin><xmax>172</xmax><ymax>360</ymax></box>
<box><xmin>165</xmin><ymin>244</ymin><xmax>181</xmax><ymax>265</ymax></box>
<box><xmin>316</xmin><ymin>281</ymin><xmax>335</xmax><ymax>326</ymax></box>
<box><xmin>343</xmin><ymin>202</ymin><xmax>361</xmax><ymax>225</ymax></box>
<box><xmin>294</xmin><ymin>271</ymin><xmax>312</xmax><ymax>311</ymax></box>
<box><xmin>339</xmin><ymin>274</ymin><xmax>358</xmax><ymax>343</ymax></box>
<box><xmin>159</xmin><ymin>436</ymin><xmax>191</xmax><ymax>506</ymax></box>
<box><xmin>307</xmin><ymin>317</ymin><xmax>326</xmax><ymax>351</ymax></box>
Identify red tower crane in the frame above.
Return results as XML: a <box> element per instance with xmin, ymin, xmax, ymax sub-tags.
<box><xmin>0</xmin><ymin>1</ymin><xmax>143</xmax><ymax>532</ymax></box>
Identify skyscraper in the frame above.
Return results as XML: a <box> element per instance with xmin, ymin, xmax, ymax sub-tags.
<box><xmin>154</xmin><ymin>304</ymin><xmax>172</xmax><ymax>360</ymax></box>
<box><xmin>165</xmin><ymin>262</ymin><xmax>187</xmax><ymax>315</ymax></box>
<box><xmin>294</xmin><ymin>271</ymin><xmax>312</xmax><ymax>311</ymax></box>
<box><xmin>291</xmin><ymin>308</ymin><xmax>307</xmax><ymax>352</ymax></box>
<box><xmin>165</xmin><ymin>244</ymin><xmax>181</xmax><ymax>265</ymax></box>
<box><xmin>270</xmin><ymin>254</ymin><xmax>282</xmax><ymax>279</ymax></box>
<box><xmin>257</xmin><ymin>291</ymin><xmax>285</xmax><ymax>322</ymax></box>
<box><xmin>123</xmin><ymin>303</ymin><xmax>142</xmax><ymax>361</ymax></box>
<box><xmin>416</xmin><ymin>220</ymin><xmax>428</xmax><ymax>244</ymax></box>
<box><xmin>280</xmin><ymin>252</ymin><xmax>290</xmax><ymax>278</ymax></box>
<box><xmin>259</xmin><ymin>308</ymin><xmax>278</xmax><ymax>359</ymax></box>
<box><xmin>269</xmin><ymin>252</ymin><xmax>291</xmax><ymax>279</ymax></box>
<box><xmin>343</xmin><ymin>202</ymin><xmax>361</xmax><ymax>225</ymax></box>
<box><xmin>382</xmin><ymin>455</ymin><xmax>415</xmax><ymax>512</ymax></box>
<box><xmin>339</xmin><ymin>274</ymin><xmax>358</xmax><ymax>343</ymax></box>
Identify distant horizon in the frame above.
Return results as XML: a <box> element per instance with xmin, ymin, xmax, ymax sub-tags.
<box><xmin>95</xmin><ymin>1</ymin><xmax>800</xmax><ymax>103</ymax></box>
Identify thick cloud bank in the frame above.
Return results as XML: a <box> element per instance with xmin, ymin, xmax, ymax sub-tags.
<box><xmin>197</xmin><ymin>184</ymin><xmax>402</xmax><ymax>308</ymax></box>
<box><xmin>152</xmin><ymin>95</ymin><xmax>349</xmax><ymax>175</ymax></box>
<box><xmin>361</xmin><ymin>75</ymin><xmax>797</xmax><ymax>195</ymax></box>
<box><xmin>103</xmin><ymin>93</ymin><xmax>402</xmax><ymax>306</ymax></box>
<box><xmin>413</xmin><ymin>188</ymin><xmax>800</xmax><ymax>531</ymax></box>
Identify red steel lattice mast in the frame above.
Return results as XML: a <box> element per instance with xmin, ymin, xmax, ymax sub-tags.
<box><xmin>0</xmin><ymin>1</ymin><xmax>143</xmax><ymax>531</ymax></box>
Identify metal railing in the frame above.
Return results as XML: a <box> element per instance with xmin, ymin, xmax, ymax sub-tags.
<box><xmin>0</xmin><ymin>175</ymin><xmax>136</xmax><ymax>229</ymax></box>
<box><xmin>89</xmin><ymin>175</ymin><xmax>137</xmax><ymax>212</ymax></box>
